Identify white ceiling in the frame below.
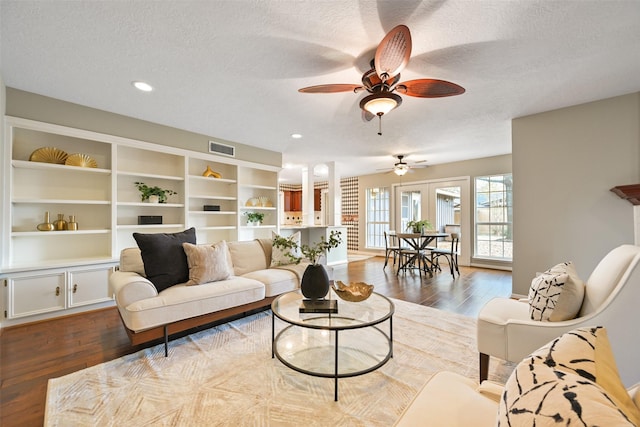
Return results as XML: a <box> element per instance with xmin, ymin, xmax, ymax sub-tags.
<box><xmin>2</xmin><ymin>1</ymin><xmax>640</xmax><ymax>183</ymax></box>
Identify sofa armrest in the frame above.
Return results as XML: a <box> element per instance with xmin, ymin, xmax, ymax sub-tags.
<box><xmin>109</xmin><ymin>271</ymin><xmax>158</xmax><ymax>308</ymax></box>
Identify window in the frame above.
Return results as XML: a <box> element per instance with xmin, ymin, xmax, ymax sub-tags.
<box><xmin>399</xmin><ymin>190</ymin><xmax>421</xmax><ymax>232</ymax></box>
<box><xmin>365</xmin><ymin>187</ymin><xmax>390</xmax><ymax>249</ymax></box>
<box><xmin>475</xmin><ymin>174</ymin><xmax>513</xmax><ymax>260</ymax></box>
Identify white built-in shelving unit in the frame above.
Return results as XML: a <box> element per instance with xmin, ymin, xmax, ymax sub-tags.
<box><xmin>1</xmin><ymin>116</ymin><xmax>280</xmax><ymax>325</ymax></box>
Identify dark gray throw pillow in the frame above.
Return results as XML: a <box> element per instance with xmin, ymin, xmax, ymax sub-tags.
<box><xmin>133</xmin><ymin>228</ymin><xmax>196</xmax><ymax>292</ymax></box>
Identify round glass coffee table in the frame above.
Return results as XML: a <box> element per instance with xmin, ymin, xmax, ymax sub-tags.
<box><xmin>271</xmin><ymin>288</ymin><xmax>394</xmax><ymax>401</ymax></box>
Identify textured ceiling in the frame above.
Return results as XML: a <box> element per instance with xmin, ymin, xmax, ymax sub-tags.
<box><xmin>2</xmin><ymin>1</ymin><xmax>640</xmax><ymax>183</ymax></box>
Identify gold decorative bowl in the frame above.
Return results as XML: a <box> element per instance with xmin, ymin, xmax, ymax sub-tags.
<box><xmin>331</xmin><ymin>280</ymin><xmax>374</xmax><ymax>302</ymax></box>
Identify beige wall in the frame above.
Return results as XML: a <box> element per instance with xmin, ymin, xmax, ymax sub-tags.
<box><xmin>512</xmin><ymin>92</ymin><xmax>640</xmax><ymax>295</ymax></box>
<box><xmin>5</xmin><ymin>88</ymin><xmax>282</xmax><ymax>167</ymax></box>
<box><xmin>358</xmin><ymin>154</ymin><xmax>512</xmax><ymax>260</ymax></box>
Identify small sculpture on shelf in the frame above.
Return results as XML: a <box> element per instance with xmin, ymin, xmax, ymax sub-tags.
<box><xmin>134</xmin><ymin>182</ymin><xmax>177</xmax><ymax>204</ymax></box>
<box><xmin>202</xmin><ymin>166</ymin><xmax>222</xmax><ymax>178</ymax></box>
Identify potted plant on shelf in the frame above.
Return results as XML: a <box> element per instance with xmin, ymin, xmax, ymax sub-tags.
<box><xmin>244</xmin><ymin>211</ymin><xmax>265</xmax><ymax>226</ymax></box>
<box><xmin>273</xmin><ymin>230</ymin><xmax>343</xmax><ymax>299</ymax></box>
<box><xmin>134</xmin><ymin>182</ymin><xmax>177</xmax><ymax>204</ymax></box>
<box><xmin>406</xmin><ymin>219</ymin><xmax>432</xmax><ymax>234</ymax></box>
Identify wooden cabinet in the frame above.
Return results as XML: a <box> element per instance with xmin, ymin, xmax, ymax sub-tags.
<box><xmin>283</xmin><ymin>190</ymin><xmax>301</xmax><ymax>211</ymax></box>
<box><xmin>283</xmin><ymin>189</ymin><xmax>320</xmax><ymax>211</ymax></box>
<box><xmin>1</xmin><ymin>116</ymin><xmax>279</xmax><ymax>324</ymax></box>
<box><xmin>314</xmin><ymin>189</ymin><xmax>321</xmax><ymax>211</ymax></box>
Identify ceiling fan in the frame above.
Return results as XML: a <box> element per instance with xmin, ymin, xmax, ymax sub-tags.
<box><xmin>298</xmin><ymin>25</ymin><xmax>465</xmax><ymax>135</ymax></box>
<box><xmin>378</xmin><ymin>155</ymin><xmax>428</xmax><ymax>176</ymax></box>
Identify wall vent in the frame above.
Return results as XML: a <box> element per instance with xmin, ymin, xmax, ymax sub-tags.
<box><xmin>209</xmin><ymin>141</ymin><xmax>235</xmax><ymax>157</ymax></box>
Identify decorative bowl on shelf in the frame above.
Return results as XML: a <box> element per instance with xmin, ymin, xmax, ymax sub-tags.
<box><xmin>65</xmin><ymin>153</ymin><xmax>98</xmax><ymax>168</ymax></box>
<box><xmin>29</xmin><ymin>147</ymin><xmax>68</xmax><ymax>164</ymax></box>
<box><xmin>331</xmin><ymin>280</ymin><xmax>374</xmax><ymax>302</ymax></box>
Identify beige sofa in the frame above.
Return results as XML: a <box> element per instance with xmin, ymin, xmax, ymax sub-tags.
<box><xmin>110</xmin><ymin>239</ymin><xmax>312</xmax><ymax>355</ymax></box>
<box><xmin>395</xmin><ymin>327</ymin><xmax>640</xmax><ymax>426</ymax></box>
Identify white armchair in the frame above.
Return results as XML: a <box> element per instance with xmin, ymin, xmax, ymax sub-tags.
<box><xmin>477</xmin><ymin>244</ymin><xmax>640</xmax><ymax>386</ymax></box>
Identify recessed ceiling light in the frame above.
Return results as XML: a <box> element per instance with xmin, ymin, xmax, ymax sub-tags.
<box><xmin>132</xmin><ymin>81</ymin><xmax>153</xmax><ymax>92</ymax></box>
<box><xmin>291</xmin><ymin>133</ymin><xmax>302</xmax><ymax>139</ymax></box>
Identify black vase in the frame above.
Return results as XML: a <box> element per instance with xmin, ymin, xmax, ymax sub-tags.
<box><xmin>301</xmin><ymin>264</ymin><xmax>330</xmax><ymax>299</ymax></box>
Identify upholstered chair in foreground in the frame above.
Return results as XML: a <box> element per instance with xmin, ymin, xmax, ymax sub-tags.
<box><xmin>477</xmin><ymin>244</ymin><xmax>640</xmax><ymax>386</ymax></box>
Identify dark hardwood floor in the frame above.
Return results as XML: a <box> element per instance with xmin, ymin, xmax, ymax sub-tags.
<box><xmin>0</xmin><ymin>256</ymin><xmax>511</xmax><ymax>426</ymax></box>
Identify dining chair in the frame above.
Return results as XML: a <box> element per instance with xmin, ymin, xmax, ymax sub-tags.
<box><xmin>430</xmin><ymin>232</ymin><xmax>460</xmax><ymax>277</ymax></box>
<box><xmin>397</xmin><ymin>234</ymin><xmax>431</xmax><ymax>277</ymax></box>
<box><xmin>383</xmin><ymin>231</ymin><xmax>401</xmax><ymax>270</ymax></box>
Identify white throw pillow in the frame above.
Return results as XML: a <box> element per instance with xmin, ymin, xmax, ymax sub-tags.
<box><xmin>182</xmin><ymin>241</ymin><xmax>234</xmax><ymax>285</ymax></box>
<box><xmin>270</xmin><ymin>231</ymin><xmax>301</xmax><ymax>266</ymax></box>
<box><xmin>528</xmin><ymin>261</ymin><xmax>584</xmax><ymax>321</ymax></box>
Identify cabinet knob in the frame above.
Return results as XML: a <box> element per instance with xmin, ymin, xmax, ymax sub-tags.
<box><xmin>73</xmin><ymin>284</ymin><xmax>78</xmax><ymax>293</ymax></box>
<box><xmin>55</xmin><ymin>286</ymin><xmax>60</xmax><ymax>296</ymax></box>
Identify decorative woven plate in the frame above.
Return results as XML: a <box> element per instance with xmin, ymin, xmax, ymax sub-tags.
<box><xmin>65</xmin><ymin>153</ymin><xmax>98</xmax><ymax>168</ymax></box>
<box><xmin>29</xmin><ymin>147</ymin><xmax>68</xmax><ymax>164</ymax></box>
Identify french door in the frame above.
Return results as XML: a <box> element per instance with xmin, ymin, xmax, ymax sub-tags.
<box><xmin>393</xmin><ymin>177</ymin><xmax>470</xmax><ymax>266</ymax></box>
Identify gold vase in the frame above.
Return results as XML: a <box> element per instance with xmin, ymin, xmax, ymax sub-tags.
<box><xmin>54</xmin><ymin>213</ymin><xmax>68</xmax><ymax>231</ymax></box>
<box><xmin>37</xmin><ymin>211</ymin><xmax>55</xmax><ymax>231</ymax></box>
<box><xmin>68</xmin><ymin>215</ymin><xmax>78</xmax><ymax>231</ymax></box>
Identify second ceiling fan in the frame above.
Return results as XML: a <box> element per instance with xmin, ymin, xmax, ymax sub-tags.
<box><xmin>299</xmin><ymin>25</ymin><xmax>465</xmax><ymax>135</ymax></box>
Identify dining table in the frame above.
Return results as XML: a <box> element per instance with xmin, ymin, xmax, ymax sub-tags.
<box><xmin>394</xmin><ymin>232</ymin><xmax>449</xmax><ymax>277</ymax></box>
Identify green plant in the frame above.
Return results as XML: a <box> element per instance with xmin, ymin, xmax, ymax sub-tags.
<box><xmin>406</xmin><ymin>219</ymin><xmax>432</xmax><ymax>233</ymax></box>
<box><xmin>134</xmin><ymin>182</ymin><xmax>177</xmax><ymax>203</ymax></box>
<box><xmin>273</xmin><ymin>230</ymin><xmax>342</xmax><ymax>265</ymax></box>
<box><xmin>244</xmin><ymin>211</ymin><xmax>265</xmax><ymax>224</ymax></box>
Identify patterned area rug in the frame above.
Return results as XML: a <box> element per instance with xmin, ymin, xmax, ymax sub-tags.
<box><xmin>45</xmin><ymin>299</ymin><xmax>514</xmax><ymax>426</ymax></box>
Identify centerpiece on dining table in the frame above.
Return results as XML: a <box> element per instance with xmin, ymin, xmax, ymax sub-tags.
<box><xmin>406</xmin><ymin>219</ymin><xmax>433</xmax><ymax>234</ymax></box>
<box><xmin>272</xmin><ymin>230</ymin><xmax>342</xmax><ymax>312</ymax></box>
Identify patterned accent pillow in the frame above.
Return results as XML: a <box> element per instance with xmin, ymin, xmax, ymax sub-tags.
<box><xmin>182</xmin><ymin>241</ymin><xmax>233</xmax><ymax>285</ymax></box>
<box><xmin>528</xmin><ymin>261</ymin><xmax>584</xmax><ymax>321</ymax></box>
<box><xmin>497</xmin><ymin>327</ymin><xmax>640</xmax><ymax>426</ymax></box>
<box><xmin>270</xmin><ymin>231</ymin><xmax>301</xmax><ymax>266</ymax></box>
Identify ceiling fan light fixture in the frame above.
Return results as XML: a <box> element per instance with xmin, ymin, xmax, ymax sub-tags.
<box><xmin>359</xmin><ymin>92</ymin><xmax>402</xmax><ymax>116</ymax></box>
<box><xmin>394</xmin><ymin>163</ymin><xmax>409</xmax><ymax>176</ymax></box>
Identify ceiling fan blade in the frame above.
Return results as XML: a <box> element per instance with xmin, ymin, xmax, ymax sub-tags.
<box><xmin>298</xmin><ymin>84</ymin><xmax>363</xmax><ymax>94</ymax></box>
<box><xmin>395</xmin><ymin>79</ymin><xmax>465</xmax><ymax>98</ymax></box>
<box><xmin>374</xmin><ymin>25</ymin><xmax>412</xmax><ymax>82</ymax></box>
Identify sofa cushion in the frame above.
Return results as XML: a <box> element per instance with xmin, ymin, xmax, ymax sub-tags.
<box><xmin>497</xmin><ymin>327</ymin><xmax>640</xmax><ymax>426</ymax></box>
<box><xmin>227</xmin><ymin>240</ymin><xmax>269</xmax><ymax>275</ymax></box>
<box><xmin>528</xmin><ymin>261</ymin><xmax>584</xmax><ymax>321</ymax></box>
<box><xmin>242</xmin><ymin>266</ymin><xmax>303</xmax><ymax>297</ymax></box>
<box><xmin>121</xmin><ymin>277</ymin><xmax>265</xmax><ymax>332</ymax></box>
<box><xmin>120</xmin><ymin>247</ymin><xmax>146</xmax><ymax>276</ymax></box>
<box><xmin>133</xmin><ymin>228</ymin><xmax>196</xmax><ymax>292</ymax></box>
<box><xmin>271</xmin><ymin>231</ymin><xmax>302</xmax><ymax>266</ymax></box>
<box><xmin>182</xmin><ymin>241</ymin><xmax>233</xmax><ymax>285</ymax></box>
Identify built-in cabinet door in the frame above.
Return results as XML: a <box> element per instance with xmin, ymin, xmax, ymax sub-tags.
<box><xmin>68</xmin><ymin>267</ymin><xmax>113</xmax><ymax>308</ymax></box>
<box><xmin>6</xmin><ymin>272</ymin><xmax>66</xmax><ymax>318</ymax></box>
<box><xmin>291</xmin><ymin>191</ymin><xmax>302</xmax><ymax>211</ymax></box>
